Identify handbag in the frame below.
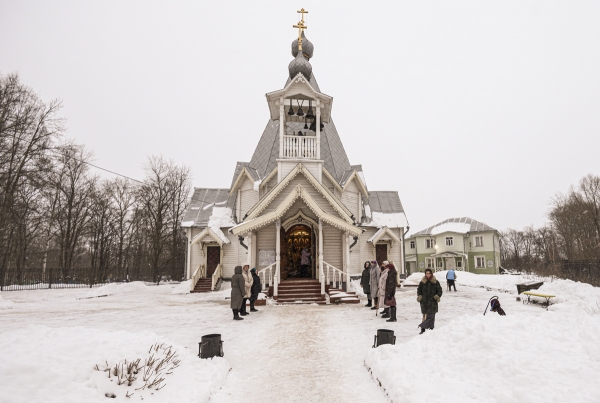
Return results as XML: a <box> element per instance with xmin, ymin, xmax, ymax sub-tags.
<box><xmin>384</xmin><ymin>295</ymin><xmax>396</xmax><ymax>307</ymax></box>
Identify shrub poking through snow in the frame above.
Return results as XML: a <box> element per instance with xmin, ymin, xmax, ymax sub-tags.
<box><xmin>95</xmin><ymin>343</ymin><xmax>181</xmax><ymax>397</ymax></box>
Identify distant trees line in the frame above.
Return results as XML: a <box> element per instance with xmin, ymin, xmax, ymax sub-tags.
<box><xmin>0</xmin><ymin>73</ymin><xmax>192</xmax><ymax>287</ymax></box>
<box><xmin>500</xmin><ymin>174</ymin><xmax>600</xmax><ymax>284</ymax></box>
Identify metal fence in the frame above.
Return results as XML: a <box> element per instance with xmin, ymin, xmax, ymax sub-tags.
<box><xmin>0</xmin><ymin>267</ymin><xmax>179</xmax><ymax>291</ymax></box>
<box><xmin>561</xmin><ymin>260</ymin><xmax>600</xmax><ymax>287</ymax></box>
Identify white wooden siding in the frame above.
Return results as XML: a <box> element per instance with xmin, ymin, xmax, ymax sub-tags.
<box><xmin>359</xmin><ymin>228</ymin><xmax>378</xmax><ymax>263</ymax></box>
<box><xmin>240</xmin><ymin>177</ymin><xmax>259</xmax><ymax>219</ymax></box>
<box><xmin>256</xmin><ymin>225</ymin><xmax>277</xmax><ymax>269</ymax></box>
<box><xmin>322</xmin><ymin>175</ymin><xmax>336</xmax><ymax>193</ymax></box>
<box><xmin>322</xmin><ymin>224</ymin><xmax>342</xmax><ymax>270</ymax></box>
<box><xmin>189</xmin><ymin>228</ymin><xmax>205</xmax><ymax>273</ymax></box>
<box><xmin>349</xmin><ymin>234</ymin><xmax>361</xmax><ymax>274</ymax></box>
<box><xmin>222</xmin><ymin>232</ymin><xmax>240</xmax><ymax>279</ymax></box>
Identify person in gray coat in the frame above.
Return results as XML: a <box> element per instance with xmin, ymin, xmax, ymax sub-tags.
<box><xmin>230</xmin><ymin>265</ymin><xmax>245</xmax><ymax>320</ymax></box>
<box><xmin>369</xmin><ymin>260</ymin><xmax>381</xmax><ymax>310</ymax></box>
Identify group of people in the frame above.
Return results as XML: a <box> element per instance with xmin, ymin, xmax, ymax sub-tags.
<box><xmin>360</xmin><ymin>260</ymin><xmax>399</xmax><ymax>322</ymax></box>
<box><xmin>230</xmin><ymin>265</ymin><xmax>262</xmax><ymax>320</ymax></box>
<box><xmin>360</xmin><ymin>261</ymin><xmax>443</xmax><ymax>334</ymax></box>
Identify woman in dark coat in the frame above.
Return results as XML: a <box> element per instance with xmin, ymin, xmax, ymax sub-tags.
<box><xmin>360</xmin><ymin>261</ymin><xmax>371</xmax><ymax>307</ymax></box>
<box><xmin>249</xmin><ymin>267</ymin><xmax>261</xmax><ymax>312</ymax></box>
<box><xmin>230</xmin><ymin>266</ymin><xmax>245</xmax><ymax>320</ymax></box>
<box><xmin>385</xmin><ymin>263</ymin><xmax>398</xmax><ymax>322</ymax></box>
<box><xmin>417</xmin><ymin>268</ymin><xmax>443</xmax><ymax>333</ymax></box>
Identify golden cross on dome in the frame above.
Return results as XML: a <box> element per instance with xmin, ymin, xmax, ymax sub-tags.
<box><xmin>297</xmin><ymin>8</ymin><xmax>308</xmax><ymax>23</ymax></box>
<box><xmin>293</xmin><ymin>20</ymin><xmax>307</xmax><ymax>52</ymax></box>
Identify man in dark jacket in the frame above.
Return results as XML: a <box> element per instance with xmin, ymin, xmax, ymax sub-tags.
<box><xmin>249</xmin><ymin>268</ymin><xmax>261</xmax><ymax>312</ymax></box>
<box><xmin>230</xmin><ymin>266</ymin><xmax>245</xmax><ymax>320</ymax></box>
<box><xmin>385</xmin><ymin>263</ymin><xmax>398</xmax><ymax>322</ymax></box>
<box><xmin>360</xmin><ymin>261</ymin><xmax>371</xmax><ymax>307</ymax></box>
<box><xmin>417</xmin><ymin>268</ymin><xmax>443</xmax><ymax>333</ymax></box>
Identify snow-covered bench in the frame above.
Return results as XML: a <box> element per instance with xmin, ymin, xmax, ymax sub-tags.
<box><xmin>521</xmin><ymin>291</ymin><xmax>555</xmax><ymax>308</ymax></box>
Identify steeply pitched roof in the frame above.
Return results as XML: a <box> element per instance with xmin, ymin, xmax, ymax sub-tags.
<box><xmin>181</xmin><ymin>188</ymin><xmax>236</xmax><ymax>228</ymax></box>
<box><xmin>411</xmin><ymin>217</ymin><xmax>496</xmax><ymax>236</ymax></box>
<box><xmin>244</xmin><ymin>74</ymin><xmax>352</xmax><ymax>185</ymax></box>
<box><xmin>362</xmin><ymin>191</ymin><xmax>408</xmax><ymax>228</ymax></box>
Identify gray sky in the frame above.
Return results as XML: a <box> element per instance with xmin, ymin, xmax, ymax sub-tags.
<box><xmin>2</xmin><ymin>1</ymin><xmax>599</xmax><ymax>234</ymax></box>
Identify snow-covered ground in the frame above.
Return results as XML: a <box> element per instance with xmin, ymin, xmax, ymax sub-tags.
<box><xmin>1</xmin><ymin>272</ymin><xmax>599</xmax><ymax>403</ymax></box>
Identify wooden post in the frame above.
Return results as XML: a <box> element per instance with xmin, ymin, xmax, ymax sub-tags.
<box><xmin>346</xmin><ymin>233</ymin><xmax>351</xmax><ymax>290</ymax></box>
<box><xmin>279</xmin><ymin>98</ymin><xmax>284</xmax><ymax>158</ymax></box>
<box><xmin>316</xmin><ymin>102</ymin><xmax>321</xmax><ymax>159</ymax></box>
<box><xmin>247</xmin><ymin>233</ymin><xmax>253</xmax><ymax>268</ymax></box>
<box><xmin>275</xmin><ymin>219</ymin><xmax>280</xmax><ymax>297</ymax></box>
<box><xmin>319</xmin><ymin>219</ymin><xmax>324</xmax><ymax>295</ymax></box>
<box><xmin>186</xmin><ymin>228</ymin><xmax>192</xmax><ymax>280</ymax></box>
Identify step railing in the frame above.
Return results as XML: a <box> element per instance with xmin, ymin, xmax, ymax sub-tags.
<box><xmin>322</xmin><ymin>261</ymin><xmax>347</xmax><ymax>290</ymax></box>
<box><xmin>257</xmin><ymin>262</ymin><xmax>276</xmax><ymax>292</ymax></box>
<box><xmin>190</xmin><ymin>264</ymin><xmax>206</xmax><ymax>291</ymax></box>
<box><xmin>211</xmin><ymin>264</ymin><xmax>222</xmax><ymax>291</ymax></box>
<box><xmin>281</xmin><ymin>135</ymin><xmax>317</xmax><ymax>159</ymax></box>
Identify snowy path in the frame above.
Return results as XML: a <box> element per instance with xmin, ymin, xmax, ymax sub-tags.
<box><xmin>0</xmin><ymin>281</ymin><xmax>544</xmax><ymax>403</ymax></box>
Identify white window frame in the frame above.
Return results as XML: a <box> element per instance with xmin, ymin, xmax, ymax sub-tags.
<box><xmin>475</xmin><ymin>235</ymin><xmax>484</xmax><ymax>247</ymax></box>
<box><xmin>436</xmin><ymin>258</ymin><xmax>444</xmax><ymax>269</ymax></box>
<box><xmin>445</xmin><ymin>237</ymin><xmax>453</xmax><ymax>246</ymax></box>
<box><xmin>475</xmin><ymin>255</ymin><xmax>486</xmax><ymax>268</ymax></box>
<box><xmin>425</xmin><ymin>257</ymin><xmax>434</xmax><ymax>269</ymax></box>
<box><xmin>425</xmin><ymin>238</ymin><xmax>435</xmax><ymax>249</ymax></box>
<box><xmin>410</xmin><ymin>240</ymin><xmax>415</xmax><ymax>249</ymax></box>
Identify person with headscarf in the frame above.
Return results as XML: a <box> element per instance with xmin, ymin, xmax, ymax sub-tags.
<box><xmin>360</xmin><ymin>261</ymin><xmax>371</xmax><ymax>307</ymax></box>
<box><xmin>249</xmin><ymin>267</ymin><xmax>261</xmax><ymax>312</ymax></box>
<box><xmin>230</xmin><ymin>266</ymin><xmax>245</xmax><ymax>320</ymax></box>
<box><xmin>378</xmin><ymin>263</ymin><xmax>390</xmax><ymax>318</ymax></box>
<box><xmin>417</xmin><ymin>268</ymin><xmax>443</xmax><ymax>334</ymax></box>
<box><xmin>385</xmin><ymin>263</ymin><xmax>398</xmax><ymax>322</ymax></box>
<box><xmin>240</xmin><ymin>265</ymin><xmax>252</xmax><ymax>316</ymax></box>
<box><xmin>369</xmin><ymin>260</ymin><xmax>381</xmax><ymax>310</ymax></box>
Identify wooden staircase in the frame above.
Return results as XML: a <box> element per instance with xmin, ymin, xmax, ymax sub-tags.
<box><xmin>191</xmin><ymin>278</ymin><xmax>218</xmax><ymax>293</ymax></box>
<box><xmin>327</xmin><ymin>288</ymin><xmax>360</xmax><ymax>304</ymax></box>
<box><xmin>272</xmin><ymin>279</ymin><xmax>327</xmax><ymax>304</ymax></box>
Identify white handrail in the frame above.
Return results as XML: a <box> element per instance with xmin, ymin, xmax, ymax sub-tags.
<box><xmin>190</xmin><ymin>264</ymin><xmax>206</xmax><ymax>291</ymax></box>
<box><xmin>257</xmin><ymin>262</ymin><xmax>276</xmax><ymax>292</ymax></box>
<box><xmin>322</xmin><ymin>261</ymin><xmax>345</xmax><ymax>290</ymax></box>
<box><xmin>211</xmin><ymin>264</ymin><xmax>222</xmax><ymax>291</ymax></box>
<box><xmin>281</xmin><ymin>135</ymin><xmax>317</xmax><ymax>159</ymax></box>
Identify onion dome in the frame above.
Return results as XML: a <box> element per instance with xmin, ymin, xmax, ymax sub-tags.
<box><xmin>291</xmin><ymin>32</ymin><xmax>314</xmax><ymax>60</ymax></box>
<box><xmin>288</xmin><ymin>50</ymin><xmax>312</xmax><ymax>80</ymax></box>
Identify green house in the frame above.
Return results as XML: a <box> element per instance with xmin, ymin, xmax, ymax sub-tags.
<box><xmin>404</xmin><ymin>217</ymin><xmax>501</xmax><ymax>275</ymax></box>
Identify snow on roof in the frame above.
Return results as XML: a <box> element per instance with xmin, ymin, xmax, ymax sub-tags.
<box><xmin>181</xmin><ymin>188</ymin><xmax>236</xmax><ymax>228</ymax></box>
<box><xmin>362</xmin><ymin>191</ymin><xmax>407</xmax><ymax>228</ymax></box>
<box><xmin>368</xmin><ymin>212</ymin><xmax>408</xmax><ymax>229</ymax></box>
<box><xmin>411</xmin><ymin>217</ymin><xmax>496</xmax><ymax>237</ymax></box>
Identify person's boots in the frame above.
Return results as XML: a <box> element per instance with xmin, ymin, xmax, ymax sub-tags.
<box><xmin>240</xmin><ymin>299</ymin><xmax>248</xmax><ymax>315</ymax></box>
<box><xmin>371</xmin><ymin>298</ymin><xmax>378</xmax><ymax>310</ymax></box>
<box><xmin>419</xmin><ymin>326</ymin><xmax>425</xmax><ymax>334</ymax></box>
<box><xmin>386</xmin><ymin>306</ymin><xmax>397</xmax><ymax>322</ymax></box>
<box><xmin>233</xmin><ymin>309</ymin><xmax>243</xmax><ymax>320</ymax></box>
<box><xmin>381</xmin><ymin>307</ymin><xmax>390</xmax><ymax>318</ymax></box>
<box><xmin>365</xmin><ymin>299</ymin><xmax>372</xmax><ymax>307</ymax></box>
<box><xmin>250</xmin><ymin>300</ymin><xmax>258</xmax><ymax>312</ymax></box>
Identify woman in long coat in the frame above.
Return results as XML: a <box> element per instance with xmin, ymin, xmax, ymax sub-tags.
<box><xmin>385</xmin><ymin>263</ymin><xmax>398</xmax><ymax>322</ymax></box>
<box><xmin>369</xmin><ymin>260</ymin><xmax>381</xmax><ymax>310</ymax></box>
<box><xmin>417</xmin><ymin>268</ymin><xmax>443</xmax><ymax>333</ymax></box>
<box><xmin>249</xmin><ymin>268</ymin><xmax>261</xmax><ymax>312</ymax></box>
<box><xmin>241</xmin><ymin>265</ymin><xmax>253</xmax><ymax>316</ymax></box>
<box><xmin>360</xmin><ymin>261</ymin><xmax>371</xmax><ymax>307</ymax></box>
<box><xmin>230</xmin><ymin>266</ymin><xmax>245</xmax><ymax>320</ymax></box>
<box><xmin>378</xmin><ymin>265</ymin><xmax>389</xmax><ymax>317</ymax></box>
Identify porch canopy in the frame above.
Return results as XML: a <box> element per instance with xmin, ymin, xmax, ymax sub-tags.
<box><xmin>430</xmin><ymin>251</ymin><xmax>467</xmax><ymax>258</ymax></box>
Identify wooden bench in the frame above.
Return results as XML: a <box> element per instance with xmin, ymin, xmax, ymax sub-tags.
<box><xmin>521</xmin><ymin>291</ymin><xmax>555</xmax><ymax>308</ymax></box>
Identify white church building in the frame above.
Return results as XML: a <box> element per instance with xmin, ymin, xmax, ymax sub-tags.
<box><xmin>181</xmin><ymin>12</ymin><xmax>408</xmax><ymax>299</ymax></box>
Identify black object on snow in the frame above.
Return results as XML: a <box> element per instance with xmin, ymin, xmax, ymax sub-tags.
<box><xmin>199</xmin><ymin>334</ymin><xmax>224</xmax><ymax>359</ymax></box>
<box><xmin>372</xmin><ymin>329</ymin><xmax>396</xmax><ymax>348</ymax></box>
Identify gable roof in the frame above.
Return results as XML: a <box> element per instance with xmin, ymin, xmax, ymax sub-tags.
<box><xmin>411</xmin><ymin>217</ymin><xmax>496</xmax><ymax>237</ymax></box>
<box><xmin>362</xmin><ymin>191</ymin><xmax>408</xmax><ymax>228</ymax></box>
<box><xmin>181</xmin><ymin>188</ymin><xmax>236</xmax><ymax>228</ymax></box>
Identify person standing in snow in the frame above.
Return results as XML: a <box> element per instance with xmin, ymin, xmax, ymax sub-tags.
<box><xmin>249</xmin><ymin>268</ymin><xmax>261</xmax><ymax>312</ymax></box>
<box><xmin>230</xmin><ymin>266</ymin><xmax>245</xmax><ymax>320</ymax></box>
<box><xmin>361</xmin><ymin>261</ymin><xmax>372</xmax><ymax>307</ymax></box>
<box><xmin>446</xmin><ymin>269</ymin><xmax>457</xmax><ymax>291</ymax></box>
<box><xmin>417</xmin><ymin>268</ymin><xmax>443</xmax><ymax>334</ymax></box>
<box><xmin>240</xmin><ymin>265</ymin><xmax>252</xmax><ymax>316</ymax></box>
<box><xmin>385</xmin><ymin>263</ymin><xmax>398</xmax><ymax>322</ymax></box>
<box><xmin>378</xmin><ymin>264</ymin><xmax>390</xmax><ymax>318</ymax></box>
<box><xmin>369</xmin><ymin>260</ymin><xmax>381</xmax><ymax>310</ymax></box>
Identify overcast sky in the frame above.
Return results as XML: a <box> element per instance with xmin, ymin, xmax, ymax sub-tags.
<box><xmin>2</xmin><ymin>1</ymin><xmax>599</xmax><ymax>234</ymax></box>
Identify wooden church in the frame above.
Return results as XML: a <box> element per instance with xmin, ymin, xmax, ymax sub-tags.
<box><xmin>181</xmin><ymin>10</ymin><xmax>408</xmax><ymax>300</ymax></box>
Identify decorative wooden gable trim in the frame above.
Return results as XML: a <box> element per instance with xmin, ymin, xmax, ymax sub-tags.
<box><xmin>342</xmin><ymin>170</ymin><xmax>368</xmax><ymax>196</ymax></box>
<box><xmin>322</xmin><ymin>168</ymin><xmax>343</xmax><ymax>193</ymax></box>
<box><xmin>367</xmin><ymin>226</ymin><xmax>402</xmax><ymax>246</ymax></box>
<box><xmin>230</xmin><ymin>167</ymin><xmax>256</xmax><ymax>194</ymax></box>
<box><xmin>230</xmin><ymin>184</ymin><xmax>362</xmax><ymax>237</ymax></box>
<box><xmin>191</xmin><ymin>227</ymin><xmax>230</xmax><ymax>247</ymax></box>
<box><xmin>244</xmin><ymin>163</ymin><xmax>353</xmax><ymax>223</ymax></box>
<box><xmin>259</xmin><ymin>167</ymin><xmax>278</xmax><ymax>190</ymax></box>
<box><xmin>282</xmin><ymin>210</ymin><xmax>319</xmax><ymax>232</ymax></box>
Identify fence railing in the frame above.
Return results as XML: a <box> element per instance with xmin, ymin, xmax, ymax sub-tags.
<box><xmin>281</xmin><ymin>135</ymin><xmax>317</xmax><ymax>159</ymax></box>
<box><xmin>0</xmin><ymin>267</ymin><xmax>178</xmax><ymax>291</ymax></box>
<box><xmin>257</xmin><ymin>262</ymin><xmax>276</xmax><ymax>292</ymax></box>
<box><xmin>190</xmin><ymin>265</ymin><xmax>206</xmax><ymax>292</ymax></box>
<box><xmin>323</xmin><ymin>261</ymin><xmax>346</xmax><ymax>290</ymax></box>
<box><xmin>211</xmin><ymin>264</ymin><xmax>222</xmax><ymax>291</ymax></box>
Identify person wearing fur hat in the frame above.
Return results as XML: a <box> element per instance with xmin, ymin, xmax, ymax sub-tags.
<box><xmin>230</xmin><ymin>266</ymin><xmax>245</xmax><ymax>320</ymax></box>
<box><xmin>360</xmin><ymin>261</ymin><xmax>372</xmax><ymax>307</ymax></box>
<box><xmin>417</xmin><ymin>268</ymin><xmax>443</xmax><ymax>334</ymax></box>
<box><xmin>369</xmin><ymin>260</ymin><xmax>381</xmax><ymax>310</ymax></box>
<box><xmin>249</xmin><ymin>268</ymin><xmax>261</xmax><ymax>312</ymax></box>
<box><xmin>385</xmin><ymin>263</ymin><xmax>398</xmax><ymax>322</ymax></box>
<box><xmin>378</xmin><ymin>264</ymin><xmax>390</xmax><ymax>318</ymax></box>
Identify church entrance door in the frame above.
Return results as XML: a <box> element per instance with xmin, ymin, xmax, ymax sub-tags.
<box><xmin>376</xmin><ymin>244</ymin><xmax>388</xmax><ymax>266</ymax></box>
<box><xmin>206</xmin><ymin>246</ymin><xmax>220</xmax><ymax>278</ymax></box>
<box><xmin>281</xmin><ymin>224</ymin><xmax>313</xmax><ymax>279</ymax></box>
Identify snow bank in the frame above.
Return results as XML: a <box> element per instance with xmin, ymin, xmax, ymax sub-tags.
<box><xmin>366</xmin><ymin>309</ymin><xmax>600</xmax><ymax>402</ymax></box>
<box><xmin>0</xmin><ymin>324</ymin><xmax>230</xmax><ymax>403</ymax></box>
<box><xmin>0</xmin><ymin>293</ymin><xmax>14</xmax><ymax>309</ymax></box>
<box><xmin>171</xmin><ymin>280</ymin><xmax>192</xmax><ymax>294</ymax></box>
<box><xmin>350</xmin><ymin>279</ymin><xmax>366</xmax><ymax>297</ymax></box>
<box><xmin>85</xmin><ymin>281</ymin><xmax>147</xmax><ymax>298</ymax></box>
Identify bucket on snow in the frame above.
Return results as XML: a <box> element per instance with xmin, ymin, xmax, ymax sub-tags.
<box><xmin>198</xmin><ymin>334</ymin><xmax>224</xmax><ymax>359</ymax></box>
<box><xmin>372</xmin><ymin>329</ymin><xmax>396</xmax><ymax>348</ymax></box>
